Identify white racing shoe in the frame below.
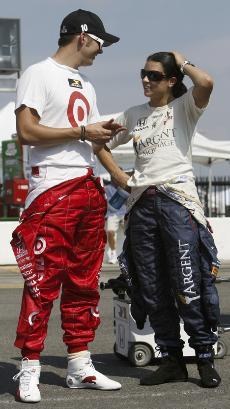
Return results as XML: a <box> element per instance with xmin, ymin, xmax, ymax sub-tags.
<box><xmin>13</xmin><ymin>358</ymin><xmax>41</xmax><ymax>403</ymax></box>
<box><xmin>66</xmin><ymin>352</ymin><xmax>121</xmax><ymax>390</ymax></box>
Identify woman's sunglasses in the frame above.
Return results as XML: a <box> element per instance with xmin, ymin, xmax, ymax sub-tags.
<box><xmin>140</xmin><ymin>69</ymin><xmax>167</xmax><ymax>82</ymax></box>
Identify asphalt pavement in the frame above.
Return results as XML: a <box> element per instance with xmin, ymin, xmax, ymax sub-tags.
<box><xmin>0</xmin><ymin>263</ymin><xmax>230</xmax><ymax>409</ymax></box>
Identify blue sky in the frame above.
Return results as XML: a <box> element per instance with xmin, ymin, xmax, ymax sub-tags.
<box><xmin>0</xmin><ymin>0</ymin><xmax>230</xmax><ymax>175</ymax></box>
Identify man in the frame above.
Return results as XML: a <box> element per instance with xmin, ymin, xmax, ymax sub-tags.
<box><xmin>11</xmin><ymin>9</ymin><xmax>123</xmax><ymax>403</ymax></box>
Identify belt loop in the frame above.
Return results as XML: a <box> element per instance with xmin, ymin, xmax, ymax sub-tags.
<box><xmin>146</xmin><ymin>186</ymin><xmax>157</xmax><ymax>195</ymax></box>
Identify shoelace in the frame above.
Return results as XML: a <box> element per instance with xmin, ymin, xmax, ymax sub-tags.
<box><xmin>88</xmin><ymin>359</ymin><xmax>95</xmax><ymax>369</ymax></box>
<box><xmin>155</xmin><ymin>346</ymin><xmax>163</xmax><ymax>358</ymax></box>
<box><xmin>81</xmin><ymin>359</ymin><xmax>95</xmax><ymax>372</ymax></box>
<box><xmin>13</xmin><ymin>368</ymin><xmax>34</xmax><ymax>391</ymax></box>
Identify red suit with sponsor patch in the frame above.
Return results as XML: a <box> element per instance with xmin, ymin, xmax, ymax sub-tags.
<box><xmin>12</xmin><ymin>56</ymin><xmax>108</xmax><ymax>358</ymax></box>
<box><xmin>11</xmin><ymin>170</ymin><xmax>107</xmax><ymax>356</ymax></box>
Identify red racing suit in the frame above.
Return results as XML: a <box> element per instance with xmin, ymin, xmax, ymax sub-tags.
<box><xmin>11</xmin><ymin>169</ymin><xmax>107</xmax><ymax>355</ymax></box>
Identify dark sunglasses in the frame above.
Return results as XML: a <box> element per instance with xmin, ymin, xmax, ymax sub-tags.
<box><xmin>140</xmin><ymin>69</ymin><xmax>167</xmax><ymax>82</ymax></box>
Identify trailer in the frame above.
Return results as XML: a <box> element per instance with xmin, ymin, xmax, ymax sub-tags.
<box><xmin>101</xmin><ymin>279</ymin><xmax>230</xmax><ymax>367</ymax></box>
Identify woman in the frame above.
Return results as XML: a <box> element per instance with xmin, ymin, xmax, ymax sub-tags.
<box><xmin>95</xmin><ymin>51</ymin><xmax>221</xmax><ymax>388</ymax></box>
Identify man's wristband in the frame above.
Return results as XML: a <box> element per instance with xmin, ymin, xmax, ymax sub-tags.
<box><xmin>180</xmin><ymin>60</ymin><xmax>195</xmax><ymax>74</ymax></box>
<box><xmin>80</xmin><ymin>125</ymin><xmax>86</xmax><ymax>141</ymax></box>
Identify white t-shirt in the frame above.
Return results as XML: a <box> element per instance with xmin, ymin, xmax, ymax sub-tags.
<box><xmin>107</xmin><ymin>87</ymin><xmax>204</xmax><ymax>187</ymax></box>
<box><xmin>16</xmin><ymin>57</ymin><xmax>100</xmax><ymax>168</ymax></box>
<box><xmin>107</xmin><ymin>88</ymin><xmax>207</xmax><ymax>226</ymax></box>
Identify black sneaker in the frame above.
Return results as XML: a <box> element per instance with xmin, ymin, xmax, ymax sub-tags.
<box><xmin>140</xmin><ymin>349</ymin><xmax>188</xmax><ymax>386</ymax></box>
<box><xmin>196</xmin><ymin>346</ymin><xmax>221</xmax><ymax>388</ymax></box>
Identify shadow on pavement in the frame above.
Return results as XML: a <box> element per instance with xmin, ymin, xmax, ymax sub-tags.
<box><xmin>36</xmin><ymin>353</ymin><xmax>202</xmax><ymax>387</ymax></box>
<box><xmin>220</xmin><ymin>313</ymin><xmax>230</xmax><ymax>327</ymax></box>
<box><xmin>40</xmin><ymin>355</ymin><xmax>66</xmax><ymax>369</ymax></box>
<box><xmin>40</xmin><ymin>371</ymin><xmax>64</xmax><ymax>387</ymax></box>
<box><xmin>0</xmin><ymin>356</ymin><xmax>210</xmax><ymax>393</ymax></box>
<box><xmin>40</xmin><ymin>353</ymin><xmax>148</xmax><ymax>380</ymax></box>
<box><xmin>0</xmin><ymin>361</ymin><xmax>17</xmax><ymax>396</ymax></box>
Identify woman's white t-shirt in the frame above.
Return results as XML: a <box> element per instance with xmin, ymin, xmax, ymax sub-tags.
<box><xmin>107</xmin><ymin>88</ymin><xmax>208</xmax><ymax>225</ymax></box>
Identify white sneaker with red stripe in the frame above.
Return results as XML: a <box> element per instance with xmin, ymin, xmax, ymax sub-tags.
<box><xmin>13</xmin><ymin>358</ymin><xmax>41</xmax><ymax>403</ymax></box>
<box><xmin>66</xmin><ymin>352</ymin><xmax>121</xmax><ymax>390</ymax></box>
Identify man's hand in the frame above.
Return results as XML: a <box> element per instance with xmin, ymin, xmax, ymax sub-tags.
<box><xmin>79</xmin><ymin>119</ymin><xmax>126</xmax><ymax>144</ymax></box>
<box><xmin>103</xmin><ymin>118</ymin><xmax>127</xmax><ymax>135</ymax></box>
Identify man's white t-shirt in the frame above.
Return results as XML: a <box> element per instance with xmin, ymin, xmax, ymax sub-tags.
<box><xmin>16</xmin><ymin>57</ymin><xmax>100</xmax><ymax>168</ymax></box>
<box><xmin>16</xmin><ymin>58</ymin><xmax>100</xmax><ymax>206</ymax></box>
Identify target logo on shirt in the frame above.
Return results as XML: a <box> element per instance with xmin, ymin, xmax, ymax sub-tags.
<box><xmin>67</xmin><ymin>91</ymin><xmax>90</xmax><ymax>127</ymax></box>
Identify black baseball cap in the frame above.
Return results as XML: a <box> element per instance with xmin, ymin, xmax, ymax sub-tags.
<box><xmin>60</xmin><ymin>9</ymin><xmax>119</xmax><ymax>47</ymax></box>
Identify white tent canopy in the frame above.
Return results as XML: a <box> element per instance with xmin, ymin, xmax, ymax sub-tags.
<box><xmin>0</xmin><ymin>102</ymin><xmax>16</xmax><ymax>149</ymax></box>
<box><xmin>192</xmin><ymin>132</ymin><xmax>230</xmax><ymax>165</ymax></box>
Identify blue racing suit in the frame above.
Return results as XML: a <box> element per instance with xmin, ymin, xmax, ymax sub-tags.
<box><xmin>119</xmin><ymin>187</ymin><xmax>220</xmax><ymax>349</ymax></box>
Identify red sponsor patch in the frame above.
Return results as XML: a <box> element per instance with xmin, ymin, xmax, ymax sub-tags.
<box><xmin>32</xmin><ymin>166</ymin><xmax>40</xmax><ymax>177</ymax></box>
<box><xmin>15</xmin><ymin>388</ymin><xmax>21</xmax><ymax>402</ymax></box>
<box><xmin>82</xmin><ymin>376</ymin><xmax>97</xmax><ymax>384</ymax></box>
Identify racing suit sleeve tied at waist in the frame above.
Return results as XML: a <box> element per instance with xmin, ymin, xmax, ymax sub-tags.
<box><xmin>117</xmin><ymin>227</ymin><xmax>148</xmax><ymax>330</ymax></box>
<box><xmin>198</xmin><ymin>224</ymin><xmax>221</xmax><ymax>331</ymax></box>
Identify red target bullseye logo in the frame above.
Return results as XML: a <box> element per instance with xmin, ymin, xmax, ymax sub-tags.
<box><xmin>34</xmin><ymin>236</ymin><xmax>47</xmax><ymax>255</ymax></box>
<box><xmin>67</xmin><ymin>91</ymin><xmax>90</xmax><ymax>128</ymax></box>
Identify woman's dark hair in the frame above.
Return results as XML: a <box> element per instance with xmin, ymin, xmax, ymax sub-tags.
<box><xmin>58</xmin><ymin>34</ymin><xmax>76</xmax><ymax>47</ymax></box>
<box><xmin>147</xmin><ymin>52</ymin><xmax>187</xmax><ymax>98</ymax></box>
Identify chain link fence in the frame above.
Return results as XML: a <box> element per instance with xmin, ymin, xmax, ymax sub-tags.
<box><xmin>196</xmin><ymin>177</ymin><xmax>230</xmax><ymax>217</ymax></box>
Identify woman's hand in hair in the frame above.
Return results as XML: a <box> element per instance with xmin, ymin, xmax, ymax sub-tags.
<box><xmin>170</xmin><ymin>51</ymin><xmax>186</xmax><ymax>67</ymax></box>
<box><xmin>170</xmin><ymin>51</ymin><xmax>213</xmax><ymax>108</ymax></box>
